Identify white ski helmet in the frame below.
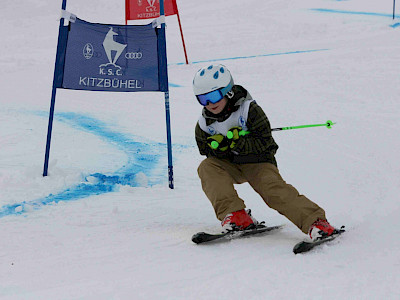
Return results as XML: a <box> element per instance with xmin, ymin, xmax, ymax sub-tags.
<box><xmin>193</xmin><ymin>64</ymin><xmax>234</xmax><ymax>105</ymax></box>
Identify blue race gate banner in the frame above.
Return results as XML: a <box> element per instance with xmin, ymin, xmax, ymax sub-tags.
<box><xmin>59</xmin><ymin>18</ymin><xmax>163</xmax><ymax>92</ymax></box>
<box><xmin>45</xmin><ymin>1</ymin><xmax>174</xmax><ymax>189</ymax></box>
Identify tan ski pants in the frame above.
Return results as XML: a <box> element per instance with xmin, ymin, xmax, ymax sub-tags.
<box><xmin>197</xmin><ymin>157</ymin><xmax>326</xmax><ymax>234</ymax></box>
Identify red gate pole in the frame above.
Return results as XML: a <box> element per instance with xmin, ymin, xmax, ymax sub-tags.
<box><xmin>125</xmin><ymin>0</ymin><xmax>129</xmax><ymax>25</ymax></box>
<box><xmin>175</xmin><ymin>1</ymin><xmax>188</xmax><ymax>64</ymax></box>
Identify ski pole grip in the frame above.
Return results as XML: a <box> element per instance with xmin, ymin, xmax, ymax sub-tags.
<box><xmin>210</xmin><ymin>141</ymin><xmax>219</xmax><ymax>149</ymax></box>
<box><xmin>227</xmin><ymin>130</ymin><xmax>250</xmax><ymax>139</ymax></box>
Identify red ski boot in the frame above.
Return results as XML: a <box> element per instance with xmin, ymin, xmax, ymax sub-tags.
<box><xmin>221</xmin><ymin>209</ymin><xmax>256</xmax><ymax>231</ymax></box>
<box><xmin>308</xmin><ymin>219</ymin><xmax>335</xmax><ymax>241</ymax></box>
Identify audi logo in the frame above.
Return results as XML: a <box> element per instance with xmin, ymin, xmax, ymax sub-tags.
<box><xmin>125</xmin><ymin>52</ymin><xmax>143</xmax><ymax>59</ymax></box>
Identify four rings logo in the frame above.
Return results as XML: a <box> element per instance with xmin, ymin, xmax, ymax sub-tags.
<box><xmin>125</xmin><ymin>52</ymin><xmax>143</xmax><ymax>59</ymax></box>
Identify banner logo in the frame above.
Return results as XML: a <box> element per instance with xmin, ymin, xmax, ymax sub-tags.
<box><xmin>98</xmin><ymin>27</ymin><xmax>128</xmax><ymax>77</ymax></box>
<box><xmin>83</xmin><ymin>43</ymin><xmax>94</xmax><ymax>59</ymax></box>
<box><xmin>102</xmin><ymin>27</ymin><xmax>127</xmax><ymax>66</ymax></box>
<box><xmin>125</xmin><ymin>52</ymin><xmax>143</xmax><ymax>59</ymax></box>
<box><xmin>146</xmin><ymin>0</ymin><xmax>157</xmax><ymax>12</ymax></box>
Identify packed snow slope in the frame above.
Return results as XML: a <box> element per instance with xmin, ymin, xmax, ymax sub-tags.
<box><xmin>1</xmin><ymin>0</ymin><xmax>400</xmax><ymax>299</ymax></box>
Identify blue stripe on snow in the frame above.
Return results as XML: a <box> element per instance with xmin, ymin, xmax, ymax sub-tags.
<box><xmin>311</xmin><ymin>8</ymin><xmax>396</xmax><ymax>18</ymax></box>
<box><xmin>169</xmin><ymin>82</ymin><xmax>182</xmax><ymax>87</ymax></box>
<box><xmin>0</xmin><ymin>113</ymin><xmax>166</xmax><ymax>218</ymax></box>
<box><xmin>169</xmin><ymin>49</ymin><xmax>330</xmax><ymax>66</ymax></box>
<box><xmin>54</xmin><ymin>112</ymin><xmax>164</xmax><ymax>185</ymax></box>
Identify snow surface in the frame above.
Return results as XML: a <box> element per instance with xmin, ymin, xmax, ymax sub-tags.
<box><xmin>1</xmin><ymin>0</ymin><xmax>400</xmax><ymax>299</ymax></box>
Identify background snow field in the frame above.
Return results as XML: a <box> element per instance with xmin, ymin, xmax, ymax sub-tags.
<box><xmin>1</xmin><ymin>0</ymin><xmax>399</xmax><ymax>299</ymax></box>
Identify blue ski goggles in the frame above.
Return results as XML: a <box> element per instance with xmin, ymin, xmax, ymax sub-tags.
<box><xmin>196</xmin><ymin>82</ymin><xmax>233</xmax><ymax>106</ymax></box>
<box><xmin>196</xmin><ymin>89</ymin><xmax>225</xmax><ymax>106</ymax></box>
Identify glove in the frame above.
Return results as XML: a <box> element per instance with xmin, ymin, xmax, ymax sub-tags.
<box><xmin>226</xmin><ymin>127</ymin><xmax>248</xmax><ymax>149</ymax></box>
<box><xmin>207</xmin><ymin>134</ymin><xmax>230</xmax><ymax>151</ymax></box>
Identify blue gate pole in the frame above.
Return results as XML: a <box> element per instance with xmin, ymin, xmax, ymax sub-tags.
<box><xmin>43</xmin><ymin>0</ymin><xmax>67</xmax><ymax>176</ymax></box>
<box><xmin>159</xmin><ymin>0</ymin><xmax>174</xmax><ymax>189</ymax></box>
<box><xmin>164</xmin><ymin>91</ymin><xmax>174</xmax><ymax>189</ymax></box>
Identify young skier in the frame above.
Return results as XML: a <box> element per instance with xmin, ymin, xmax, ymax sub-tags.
<box><xmin>193</xmin><ymin>64</ymin><xmax>336</xmax><ymax>241</ymax></box>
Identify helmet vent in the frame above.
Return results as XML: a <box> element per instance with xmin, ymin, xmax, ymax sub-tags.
<box><xmin>200</xmin><ymin>69</ymin><xmax>205</xmax><ymax>76</ymax></box>
<box><xmin>213</xmin><ymin>71</ymin><xmax>219</xmax><ymax>79</ymax></box>
<box><xmin>220</xmin><ymin>67</ymin><xmax>224</xmax><ymax>73</ymax></box>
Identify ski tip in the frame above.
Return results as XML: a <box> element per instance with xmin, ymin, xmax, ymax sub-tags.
<box><xmin>191</xmin><ymin>232</ymin><xmax>206</xmax><ymax>244</ymax></box>
<box><xmin>293</xmin><ymin>226</ymin><xmax>345</xmax><ymax>254</ymax></box>
<box><xmin>293</xmin><ymin>242</ymin><xmax>308</xmax><ymax>254</ymax></box>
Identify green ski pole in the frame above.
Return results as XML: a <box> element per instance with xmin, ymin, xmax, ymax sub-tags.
<box><xmin>211</xmin><ymin>120</ymin><xmax>335</xmax><ymax>149</ymax></box>
<box><xmin>235</xmin><ymin>120</ymin><xmax>336</xmax><ymax>136</ymax></box>
<box><xmin>271</xmin><ymin>120</ymin><xmax>336</xmax><ymax>131</ymax></box>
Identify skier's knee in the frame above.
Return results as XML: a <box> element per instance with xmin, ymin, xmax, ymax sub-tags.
<box><xmin>197</xmin><ymin>158</ymin><xmax>216</xmax><ymax>176</ymax></box>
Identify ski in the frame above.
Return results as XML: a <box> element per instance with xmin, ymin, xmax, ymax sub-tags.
<box><xmin>192</xmin><ymin>224</ymin><xmax>283</xmax><ymax>244</ymax></box>
<box><xmin>293</xmin><ymin>226</ymin><xmax>345</xmax><ymax>254</ymax></box>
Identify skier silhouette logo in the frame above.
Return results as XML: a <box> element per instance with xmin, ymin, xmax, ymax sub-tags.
<box><xmin>102</xmin><ymin>27</ymin><xmax>127</xmax><ymax>66</ymax></box>
<box><xmin>83</xmin><ymin>43</ymin><xmax>94</xmax><ymax>59</ymax></box>
<box><xmin>145</xmin><ymin>0</ymin><xmax>157</xmax><ymax>12</ymax></box>
<box><xmin>147</xmin><ymin>0</ymin><xmax>156</xmax><ymax>8</ymax></box>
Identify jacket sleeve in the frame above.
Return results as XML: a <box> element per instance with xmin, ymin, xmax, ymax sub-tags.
<box><xmin>230</xmin><ymin>102</ymin><xmax>278</xmax><ymax>164</ymax></box>
<box><xmin>195</xmin><ymin>122</ymin><xmax>209</xmax><ymax>156</ymax></box>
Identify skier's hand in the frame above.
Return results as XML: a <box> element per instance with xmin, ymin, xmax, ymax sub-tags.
<box><xmin>207</xmin><ymin>134</ymin><xmax>229</xmax><ymax>151</ymax></box>
<box><xmin>227</xmin><ymin>127</ymin><xmax>242</xmax><ymax>149</ymax></box>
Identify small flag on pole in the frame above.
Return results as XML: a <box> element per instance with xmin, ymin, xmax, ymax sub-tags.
<box><xmin>125</xmin><ymin>0</ymin><xmax>189</xmax><ymax>64</ymax></box>
<box><xmin>125</xmin><ymin>0</ymin><xmax>177</xmax><ymax>20</ymax></box>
